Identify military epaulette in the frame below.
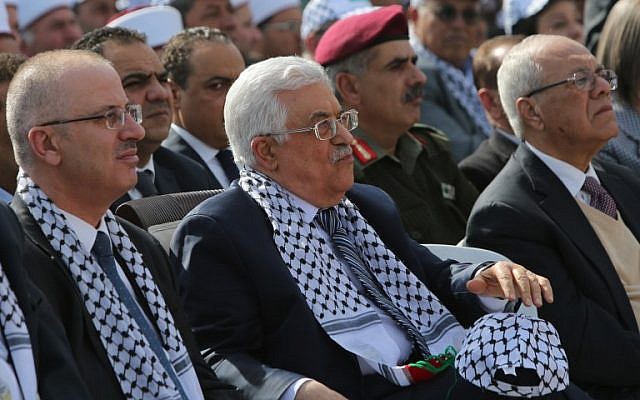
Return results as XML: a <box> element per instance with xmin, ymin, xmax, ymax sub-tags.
<box><xmin>409</xmin><ymin>124</ymin><xmax>451</xmax><ymax>153</ymax></box>
<box><xmin>351</xmin><ymin>137</ymin><xmax>378</xmax><ymax>165</ymax></box>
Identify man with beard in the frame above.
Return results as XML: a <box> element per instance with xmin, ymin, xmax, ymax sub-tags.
<box><xmin>73</xmin><ymin>27</ymin><xmax>216</xmax><ymax>210</ymax></box>
<box><xmin>317</xmin><ymin>6</ymin><xmax>478</xmax><ymax>245</ymax></box>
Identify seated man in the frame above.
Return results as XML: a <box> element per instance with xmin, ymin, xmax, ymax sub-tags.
<box><xmin>466</xmin><ymin>34</ymin><xmax>640</xmax><ymax>399</ymax></box>
<box><xmin>172</xmin><ymin>55</ymin><xmax>558</xmax><ymax>400</ymax></box>
<box><xmin>459</xmin><ymin>35</ymin><xmax>523</xmax><ymax>192</ymax></box>
<box><xmin>0</xmin><ymin>201</ymin><xmax>89</xmax><ymax>399</ymax></box>
<box><xmin>317</xmin><ymin>5</ymin><xmax>479</xmax><ymax>245</ymax></box>
<box><xmin>8</xmin><ymin>49</ymin><xmax>238</xmax><ymax>399</ymax></box>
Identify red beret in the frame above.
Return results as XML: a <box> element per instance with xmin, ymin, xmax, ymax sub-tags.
<box><xmin>315</xmin><ymin>5</ymin><xmax>409</xmax><ymax>66</ymax></box>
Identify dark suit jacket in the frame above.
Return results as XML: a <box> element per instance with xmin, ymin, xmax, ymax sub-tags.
<box><xmin>466</xmin><ymin>144</ymin><xmax>640</xmax><ymax>400</ymax></box>
<box><xmin>11</xmin><ymin>197</ymin><xmax>239</xmax><ymax>400</ymax></box>
<box><xmin>172</xmin><ymin>183</ymin><xmax>487</xmax><ymax>400</ymax></box>
<box><xmin>0</xmin><ymin>202</ymin><xmax>90</xmax><ymax>399</ymax></box>
<box><xmin>458</xmin><ymin>129</ymin><xmax>519</xmax><ymax>192</ymax></box>
<box><xmin>163</xmin><ymin>127</ymin><xmax>223</xmax><ymax>189</ymax></box>
<box><xmin>417</xmin><ymin>58</ymin><xmax>486</xmax><ymax>163</ymax></box>
<box><xmin>111</xmin><ymin>146</ymin><xmax>217</xmax><ymax>211</ymax></box>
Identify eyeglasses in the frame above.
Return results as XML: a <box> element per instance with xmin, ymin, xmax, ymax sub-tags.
<box><xmin>268</xmin><ymin>109</ymin><xmax>358</xmax><ymax>141</ymax></box>
<box><xmin>431</xmin><ymin>4</ymin><xmax>479</xmax><ymax>25</ymax></box>
<box><xmin>39</xmin><ymin>104</ymin><xmax>143</xmax><ymax>130</ymax></box>
<box><xmin>262</xmin><ymin>20</ymin><xmax>301</xmax><ymax>33</ymax></box>
<box><xmin>525</xmin><ymin>69</ymin><xmax>618</xmax><ymax>97</ymax></box>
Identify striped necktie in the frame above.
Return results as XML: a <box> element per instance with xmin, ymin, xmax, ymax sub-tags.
<box><xmin>315</xmin><ymin>207</ymin><xmax>431</xmax><ymax>358</ymax></box>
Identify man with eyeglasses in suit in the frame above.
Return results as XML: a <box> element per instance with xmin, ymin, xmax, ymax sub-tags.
<box><xmin>466</xmin><ymin>34</ymin><xmax>640</xmax><ymax>399</ymax></box>
<box><xmin>409</xmin><ymin>0</ymin><xmax>491</xmax><ymax>162</ymax></box>
<box><xmin>8</xmin><ymin>49</ymin><xmax>239</xmax><ymax>400</ymax></box>
<box><xmin>170</xmin><ymin>52</ymin><xmax>569</xmax><ymax>399</ymax></box>
<box><xmin>72</xmin><ymin>26</ymin><xmax>217</xmax><ymax>211</ymax></box>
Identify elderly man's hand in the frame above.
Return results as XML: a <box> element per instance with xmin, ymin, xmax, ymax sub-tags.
<box><xmin>466</xmin><ymin>261</ymin><xmax>553</xmax><ymax>307</ymax></box>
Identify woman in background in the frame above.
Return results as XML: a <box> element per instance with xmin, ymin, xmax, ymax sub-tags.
<box><xmin>596</xmin><ymin>0</ymin><xmax>640</xmax><ymax>171</ymax></box>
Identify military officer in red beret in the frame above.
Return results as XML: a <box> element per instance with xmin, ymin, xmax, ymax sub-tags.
<box><xmin>316</xmin><ymin>5</ymin><xmax>478</xmax><ymax>245</ymax></box>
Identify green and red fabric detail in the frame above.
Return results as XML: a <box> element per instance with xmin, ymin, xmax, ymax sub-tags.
<box><xmin>404</xmin><ymin>346</ymin><xmax>456</xmax><ymax>383</ymax></box>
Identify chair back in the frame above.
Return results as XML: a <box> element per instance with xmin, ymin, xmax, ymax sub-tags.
<box><xmin>422</xmin><ymin>244</ymin><xmax>538</xmax><ymax>317</ymax></box>
<box><xmin>115</xmin><ymin>189</ymin><xmax>223</xmax><ymax>251</ymax></box>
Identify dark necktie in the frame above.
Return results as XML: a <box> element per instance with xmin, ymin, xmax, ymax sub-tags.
<box><xmin>581</xmin><ymin>176</ymin><xmax>618</xmax><ymax>219</ymax></box>
<box><xmin>215</xmin><ymin>149</ymin><xmax>240</xmax><ymax>183</ymax></box>
<box><xmin>315</xmin><ymin>207</ymin><xmax>431</xmax><ymax>358</ymax></box>
<box><xmin>136</xmin><ymin>170</ymin><xmax>159</xmax><ymax>197</ymax></box>
<box><xmin>92</xmin><ymin>231</ymin><xmax>187</xmax><ymax>399</ymax></box>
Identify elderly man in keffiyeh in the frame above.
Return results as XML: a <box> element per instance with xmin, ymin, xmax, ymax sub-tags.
<box><xmin>171</xmin><ymin>52</ymin><xmax>591</xmax><ymax>399</ymax></box>
<box><xmin>7</xmin><ymin>49</ymin><xmax>239</xmax><ymax>400</ymax></box>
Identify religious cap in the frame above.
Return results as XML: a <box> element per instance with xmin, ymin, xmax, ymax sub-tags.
<box><xmin>18</xmin><ymin>0</ymin><xmax>73</xmax><ymax>30</ymax></box>
<box><xmin>315</xmin><ymin>5</ymin><xmax>407</xmax><ymax>66</ymax></box>
<box><xmin>455</xmin><ymin>313</ymin><xmax>569</xmax><ymax>397</ymax></box>
<box><xmin>107</xmin><ymin>5</ymin><xmax>183</xmax><ymax>48</ymax></box>
<box><xmin>249</xmin><ymin>0</ymin><xmax>300</xmax><ymax>26</ymax></box>
<box><xmin>301</xmin><ymin>0</ymin><xmax>371</xmax><ymax>39</ymax></box>
<box><xmin>502</xmin><ymin>0</ymin><xmax>549</xmax><ymax>35</ymax></box>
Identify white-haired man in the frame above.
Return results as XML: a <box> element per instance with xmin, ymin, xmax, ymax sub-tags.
<box><xmin>171</xmin><ymin>55</ymin><xmax>562</xmax><ymax>400</ymax></box>
<box><xmin>466</xmin><ymin>34</ymin><xmax>640</xmax><ymax>399</ymax></box>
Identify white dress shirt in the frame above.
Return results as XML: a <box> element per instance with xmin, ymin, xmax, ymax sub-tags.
<box><xmin>171</xmin><ymin>124</ymin><xmax>232</xmax><ymax>188</ymax></box>
<box><xmin>526</xmin><ymin>142</ymin><xmax>600</xmax><ymax>204</ymax></box>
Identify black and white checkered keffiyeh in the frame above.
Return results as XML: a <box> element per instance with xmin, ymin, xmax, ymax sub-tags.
<box><xmin>16</xmin><ymin>171</ymin><xmax>202</xmax><ymax>400</ymax></box>
<box><xmin>410</xmin><ymin>35</ymin><xmax>492</xmax><ymax>138</ymax></box>
<box><xmin>0</xmin><ymin>260</ymin><xmax>38</xmax><ymax>399</ymax></box>
<box><xmin>239</xmin><ymin>169</ymin><xmax>465</xmax><ymax>386</ymax></box>
<box><xmin>455</xmin><ymin>313</ymin><xmax>569</xmax><ymax>397</ymax></box>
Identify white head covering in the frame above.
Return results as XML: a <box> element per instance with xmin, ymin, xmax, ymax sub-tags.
<box><xmin>107</xmin><ymin>5</ymin><xmax>183</xmax><ymax>48</ymax></box>
<box><xmin>249</xmin><ymin>0</ymin><xmax>300</xmax><ymax>26</ymax></box>
<box><xmin>18</xmin><ymin>0</ymin><xmax>73</xmax><ymax>30</ymax></box>
<box><xmin>0</xmin><ymin>0</ymin><xmax>11</xmax><ymax>34</ymax></box>
<box><xmin>502</xmin><ymin>0</ymin><xmax>549</xmax><ymax>35</ymax></box>
<box><xmin>301</xmin><ymin>0</ymin><xmax>371</xmax><ymax>39</ymax></box>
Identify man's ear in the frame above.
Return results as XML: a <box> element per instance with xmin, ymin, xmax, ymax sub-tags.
<box><xmin>335</xmin><ymin>71</ymin><xmax>360</xmax><ymax>106</ymax></box>
<box><xmin>169</xmin><ymin>80</ymin><xmax>182</xmax><ymax>109</ymax></box>
<box><xmin>27</xmin><ymin>126</ymin><xmax>62</xmax><ymax>166</ymax></box>
<box><xmin>516</xmin><ymin>97</ymin><xmax>544</xmax><ymax>131</ymax></box>
<box><xmin>251</xmin><ymin>135</ymin><xmax>279</xmax><ymax>172</ymax></box>
<box><xmin>478</xmin><ymin>88</ymin><xmax>506</xmax><ymax>120</ymax></box>
<box><xmin>407</xmin><ymin>6</ymin><xmax>419</xmax><ymax>24</ymax></box>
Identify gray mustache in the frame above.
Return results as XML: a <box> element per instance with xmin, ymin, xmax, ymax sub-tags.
<box><xmin>331</xmin><ymin>144</ymin><xmax>352</xmax><ymax>164</ymax></box>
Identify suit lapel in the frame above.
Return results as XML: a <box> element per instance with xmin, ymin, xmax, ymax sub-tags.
<box><xmin>165</xmin><ymin>130</ymin><xmax>221</xmax><ymax>188</ymax></box>
<box><xmin>516</xmin><ymin>146</ymin><xmax>637</xmax><ymax>328</ymax></box>
<box><xmin>11</xmin><ymin>197</ymin><xmax>117</xmax><ymax>365</ymax></box>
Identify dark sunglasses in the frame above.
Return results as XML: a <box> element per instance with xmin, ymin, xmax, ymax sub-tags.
<box><xmin>433</xmin><ymin>4</ymin><xmax>479</xmax><ymax>25</ymax></box>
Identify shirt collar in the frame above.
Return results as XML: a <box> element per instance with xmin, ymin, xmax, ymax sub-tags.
<box><xmin>288</xmin><ymin>190</ymin><xmax>321</xmax><ymax>225</ymax></box>
<box><xmin>136</xmin><ymin>154</ymin><xmax>156</xmax><ymax>176</ymax></box>
<box><xmin>58</xmin><ymin>209</ymin><xmax>109</xmax><ymax>255</ymax></box>
<box><xmin>171</xmin><ymin>123</ymin><xmax>221</xmax><ymax>162</ymax></box>
<box><xmin>526</xmin><ymin>142</ymin><xmax>599</xmax><ymax>197</ymax></box>
<box><xmin>495</xmin><ymin>128</ymin><xmax>521</xmax><ymax>145</ymax></box>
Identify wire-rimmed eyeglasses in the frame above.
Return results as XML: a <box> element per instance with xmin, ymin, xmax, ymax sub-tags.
<box><xmin>38</xmin><ymin>104</ymin><xmax>143</xmax><ymax>130</ymax></box>
<box><xmin>267</xmin><ymin>109</ymin><xmax>358</xmax><ymax>141</ymax></box>
<box><xmin>525</xmin><ymin>69</ymin><xmax>618</xmax><ymax>97</ymax></box>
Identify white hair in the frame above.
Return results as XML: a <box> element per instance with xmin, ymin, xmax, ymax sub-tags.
<box><xmin>224</xmin><ymin>56</ymin><xmax>331</xmax><ymax>168</ymax></box>
<box><xmin>496</xmin><ymin>34</ymin><xmax>548</xmax><ymax>139</ymax></box>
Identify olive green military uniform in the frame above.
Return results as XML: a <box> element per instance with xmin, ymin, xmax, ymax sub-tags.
<box><xmin>352</xmin><ymin>124</ymin><xmax>479</xmax><ymax>244</ymax></box>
